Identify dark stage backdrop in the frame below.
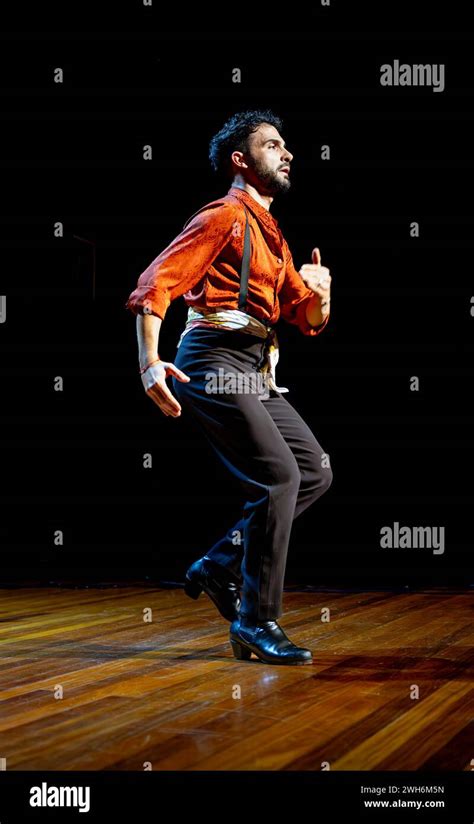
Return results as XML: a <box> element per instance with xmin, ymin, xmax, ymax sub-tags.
<box><xmin>0</xmin><ymin>2</ymin><xmax>472</xmax><ymax>587</ymax></box>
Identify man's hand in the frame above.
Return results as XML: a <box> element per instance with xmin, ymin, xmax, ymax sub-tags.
<box><xmin>299</xmin><ymin>248</ymin><xmax>331</xmax><ymax>318</ymax></box>
<box><xmin>141</xmin><ymin>360</ymin><xmax>190</xmax><ymax>417</ymax></box>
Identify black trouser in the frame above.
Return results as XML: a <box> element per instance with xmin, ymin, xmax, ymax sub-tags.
<box><xmin>172</xmin><ymin>326</ymin><xmax>333</xmax><ymax>621</ymax></box>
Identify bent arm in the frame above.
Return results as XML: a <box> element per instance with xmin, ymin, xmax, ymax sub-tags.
<box><xmin>278</xmin><ymin>242</ymin><xmax>330</xmax><ymax>336</ymax></box>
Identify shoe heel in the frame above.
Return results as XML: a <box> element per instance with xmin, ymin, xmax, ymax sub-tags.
<box><xmin>184</xmin><ymin>577</ymin><xmax>202</xmax><ymax>600</ymax></box>
<box><xmin>230</xmin><ymin>639</ymin><xmax>252</xmax><ymax>661</ymax></box>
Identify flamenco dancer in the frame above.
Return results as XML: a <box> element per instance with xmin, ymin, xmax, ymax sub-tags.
<box><xmin>125</xmin><ymin>109</ymin><xmax>333</xmax><ymax>665</ymax></box>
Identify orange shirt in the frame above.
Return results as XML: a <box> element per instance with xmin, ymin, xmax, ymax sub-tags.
<box><xmin>125</xmin><ymin>186</ymin><xmax>330</xmax><ymax>337</ymax></box>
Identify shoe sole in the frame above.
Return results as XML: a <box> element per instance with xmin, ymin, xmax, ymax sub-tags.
<box><xmin>230</xmin><ymin>637</ymin><xmax>313</xmax><ymax>665</ymax></box>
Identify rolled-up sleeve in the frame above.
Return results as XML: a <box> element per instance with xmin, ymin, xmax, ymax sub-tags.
<box><xmin>125</xmin><ymin>202</ymin><xmax>237</xmax><ymax>319</ymax></box>
<box><xmin>278</xmin><ymin>242</ymin><xmax>330</xmax><ymax>336</ymax></box>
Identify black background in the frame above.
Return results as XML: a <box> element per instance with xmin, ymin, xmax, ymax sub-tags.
<box><xmin>0</xmin><ymin>0</ymin><xmax>472</xmax><ymax>588</ymax></box>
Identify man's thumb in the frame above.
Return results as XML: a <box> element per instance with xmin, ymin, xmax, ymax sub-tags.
<box><xmin>312</xmin><ymin>247</ymin><xmax>321</xmax><ymax>265</ymax></box>
<box><xmin>167</xmin><ymin>364</ymin><xmax>190</xmax><ymax>382</ymax></box>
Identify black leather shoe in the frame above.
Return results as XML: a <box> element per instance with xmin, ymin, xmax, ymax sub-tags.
<box><xmin>184</xmin><ymin>556</ymin><xmax>241</xmax><ymax>622</ymax></box>
<box><xmin>229</xmin><ymin>617</ymin><xmax>312</xmax><ymax>665</ymax></box>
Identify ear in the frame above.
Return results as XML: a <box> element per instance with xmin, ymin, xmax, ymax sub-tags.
<box><xmin>231</xmin><ymin>150</ymin><xmax>247</xmax><ymax>169</ymax></box>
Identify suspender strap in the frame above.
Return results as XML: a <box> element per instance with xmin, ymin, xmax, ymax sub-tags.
<box><xmin>238</xmin><ymin>205</ymin><xmax>251</xmax><ymax>311</ymax></box>
<box><xmin>184</xmin><ymin>201</ymin><xmax>251</xmax><ymax>313</ymax></box>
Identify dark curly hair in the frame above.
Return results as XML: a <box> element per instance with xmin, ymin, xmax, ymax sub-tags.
<box><xmin>209</xmin><ymin>109</ymin><xmax>284</xmax><ymax>180</ymax></box>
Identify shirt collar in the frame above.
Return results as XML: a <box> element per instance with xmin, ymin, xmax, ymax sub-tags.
<box><xmin>227</xmin><ymin>186</ymin><xmax>280</xmax><ymax>229</ymax></box>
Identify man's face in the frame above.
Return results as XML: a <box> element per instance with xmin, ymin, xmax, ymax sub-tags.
<box><xmin>241</xmin><ymin>123</ymin><xmax>294</xmax><ymax>195</ymax></box>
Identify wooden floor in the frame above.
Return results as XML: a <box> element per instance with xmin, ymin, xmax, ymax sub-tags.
<box><xmin>0</xmin><ymin>584</ymin><xmax>472</xmax><ymax>770</ymax></box>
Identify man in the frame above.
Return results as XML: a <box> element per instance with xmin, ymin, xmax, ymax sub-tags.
<box><xmin>125</xmin><ymin>109</ymin><xmax>333</xmax><ymax>665</ymax></box>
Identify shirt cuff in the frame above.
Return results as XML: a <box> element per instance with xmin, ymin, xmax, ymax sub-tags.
<box><xmin>125</xmin><ymin>290</ymin><xmax>167</xmax><ymax>320</ymax></box>
<box><xmin>297</xmin><ymin>299</ymin><xmax>330</xmax><ymax>336</ymax></box>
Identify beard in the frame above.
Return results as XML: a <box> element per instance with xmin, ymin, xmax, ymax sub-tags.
<box><xmin>247</xmin><ymin>156</ymin><xmax>291</xmax><ymax>195</ymax></box>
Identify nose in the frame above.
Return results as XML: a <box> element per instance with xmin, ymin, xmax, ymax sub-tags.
<box><xmin>283</xmin><ymin>147</ymin><xmax>293</xmax><ymax>163</ymax></box>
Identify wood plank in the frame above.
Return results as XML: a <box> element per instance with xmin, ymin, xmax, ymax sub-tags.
<box><xmin>0</xmin><ymin>586</ymin><xmax>471</xmax><ymax>770</ymax></box>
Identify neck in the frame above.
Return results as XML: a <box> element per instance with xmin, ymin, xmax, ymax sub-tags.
<box><xmin>231</xmin><ymin>178</ymin><xmax>273</xmax><ymax>211</ymax></box>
